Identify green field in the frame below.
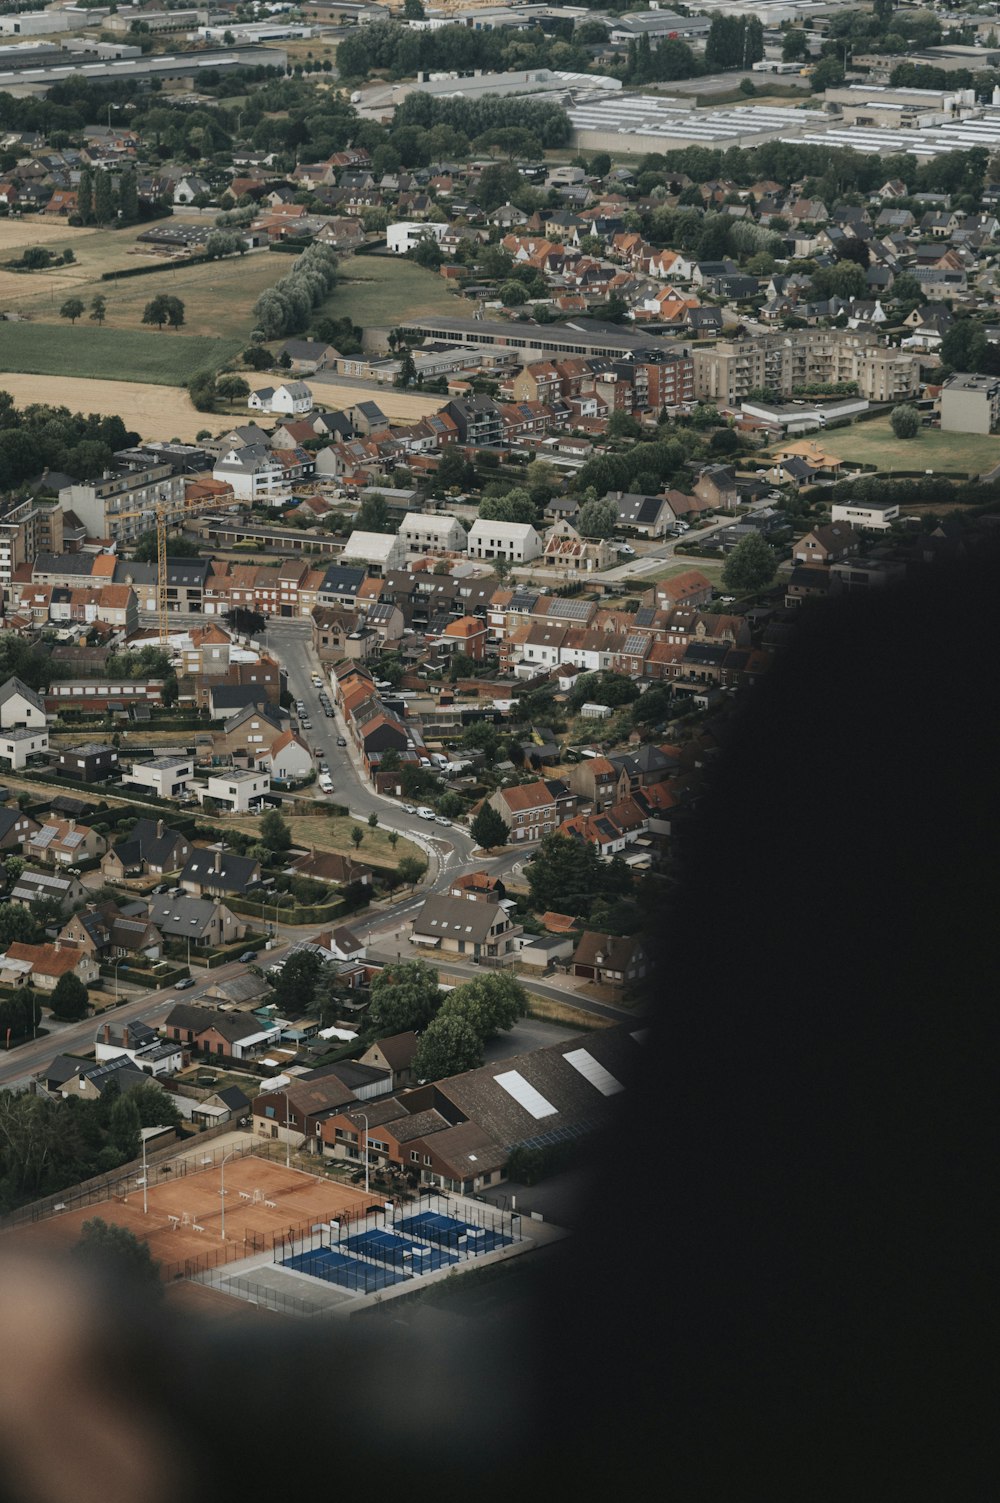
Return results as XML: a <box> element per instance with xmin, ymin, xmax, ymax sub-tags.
<box><xmin>797</xmin><ymin>417</ymin><xmax>1000</xmax><ymax>479</ymax></box>
<box><xmin>320</xmin><ymin>254</ymin><xmax>470</xmax><ymax>329</ymax></box>
<box><xmin>0</xmin><ymin>322</ymin><xmax>242</xmax><ymax>386</ymax></box>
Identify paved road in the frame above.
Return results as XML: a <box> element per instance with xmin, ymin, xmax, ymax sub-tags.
<box><xmin>0</xmin><ymin>947</ymin><xmax>292</xmax><ymax>1092</ymax></box>
<box><xmin>264</xmin><ymin>619</ymin><xmax>478</xmax><ymax>882</ymax></box>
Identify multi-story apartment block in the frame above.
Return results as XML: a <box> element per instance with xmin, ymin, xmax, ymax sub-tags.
<box><xmin>0</xmin><ymin>497</ymin><xmax>64</xmax><ymax>601</ymax></box>
<box><xmin>59</xmin><ymin>465</ymin><xmax>186</xmax><ymax>548</ymax></box>
<box><xmin>940</xmin><ymin>372</ymin><xmax>1000</xmax><ymax>434</ymax></box>
<box><xmin>693</xmin><ymin>331</ymin><xmax>921</xmax><ymax>405</ymax></box>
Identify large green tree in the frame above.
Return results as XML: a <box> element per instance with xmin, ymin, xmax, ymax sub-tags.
<box><xmin>50</xmin><ymin>971</ymin><xmax>90</xmax><ymax>1022</ymax></box>
<box><xmin>259</xmin><ymin>809</ymin><xmax>291</xmax><ymax>852</ymax></box>
<box><xmin>470</xmin><ymin>803</ymin><xmax>510</xmax><ymax>851</ymax></box>
<box><xmin>438</xmin><ymin>973</ymin><xmax>527</xmax><ymax>1043</ymax></box>
<box><xmin>527</xmin><ymin>834</ymin><xmax>631</xmax><ymax>918</ymax></box>
<box><xmin>721</xmin><ymin>532</ymin><xmax>776</xmax><ymax>595</ymax></box>
<box><xmin>366</xmin><ymin>958</ymin><xmax>440</xmax><ymax>1038</ymax></box>
<box><xmin>73</xmin><ymin>1217</ymin><xmax>162</xmax><ymax>1296</ymax></box>
<box><xmin>275</xmin><ymin>949</ymin><xmax>323</xmax><ymax>1012</ymax></box>
<box><xmin>412</xmin><ymin>1013</ymin><xmax>483</xmax><ymax>1081</ymax></box>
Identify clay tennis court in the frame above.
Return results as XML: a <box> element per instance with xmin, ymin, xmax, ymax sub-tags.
<box><xmin>0</xmin><ymin>1157</ymin><xmax>381</xmax><ymax>1279</ymax></box>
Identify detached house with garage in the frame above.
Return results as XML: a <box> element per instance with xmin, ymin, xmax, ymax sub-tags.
<box><xmin>101</xmin><ymin>818</ymin><xmax>192</xmax><ymax>880</ymax></box>
<box><xmin>410</xmin><ymin>892</ymin><xmax>520</xmax><ymax>961</ymax></box>
<box><xmin>180</xmin><ymin>847</ymin><xmax>261</xmax><ymax>899</ymax></box>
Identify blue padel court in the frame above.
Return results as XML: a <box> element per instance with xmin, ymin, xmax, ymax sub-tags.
<box><xmin>344</xmin><ymin>1227</ymin><xmax>459</xmax><ymax>1272</ymax></box>
<box><xmin>395</xmin><ymin>1209</ymin><xmax>514</xmax><ymax>1254</ymax></box>
<box><xmin>282</xmin><ymin>1246</ymin><xmax>410</xmax><ymax>1293</ymax></box>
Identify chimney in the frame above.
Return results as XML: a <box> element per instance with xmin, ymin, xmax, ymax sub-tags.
<box><xmin>103</xmin><ymin>1023</ymin><xmax>110</xmax><ymax>1045</ymax></box>
<box><xmin>156</xmin><ymin>819</ymin><xmax>164</xmax><ymax>840</ymax></box>
<box><xmin>122</xmin><ymin>1026</ymin><xmax>129</xmax><ymax>1048</ymax></box>
<box><xmin>68</xmin><ymin>818</ymin><xmax>76</xmax><ymax>833</ymax></box>
<box><xmin>54</xmin><ymin>939</ymin><xmax>61</xmax><ymax>952</ymax></box>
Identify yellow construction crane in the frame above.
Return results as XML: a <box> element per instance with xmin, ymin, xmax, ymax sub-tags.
<box><xmin>112</xmin><ymin>489</ymin><xmax>234</xmax><ymax>644</ymax></box>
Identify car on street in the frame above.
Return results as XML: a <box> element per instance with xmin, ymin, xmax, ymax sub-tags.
<box><xmin>435</xmin><ymin>816</ymin><xmax>452</xmax><ymax>826</ymax></box>
<box><xmin>401</xmin><ymin>803</ymin><xmax>416</xmax><ymax>813</ymax></box>
<box><xmin>336</xmin><ymin>736</ymin><xmax>347</xmax><ymax>747</ymax></box>
<box><xmin>618</xmin><ymin>543</ymin><xmax>635</xmax><ymax>556</ymax></box>
<box><xmin>417</xmin><ymin>806</ymin><xmax>435</xmax><ymax>820</ymax></box>
<box><xmin>238</xmin><ymin>951</ymin><xmax>258</xmax><ymax>964</ymax></box>
<box><xmin>319</xmin><ymin>762</ymin><xmax>329</xmax><ymax>774</ymax></box>
<box><xmin>175</xmin><ymin>976</ymin><xmax>197</xmax><ymax>990</ymax></box>
<box><xmin>324</xmin><ymin>707</ymin><xmax>334</xmax><ymax>717</ymax></box>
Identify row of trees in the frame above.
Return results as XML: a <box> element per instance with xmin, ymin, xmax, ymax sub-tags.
<box><xmin>336</xmin><ymin>18</ymin><xmax>598</xmax><ymax>87</ymax></box>
<box><xmin>0</xmin><ymin>391</ymin><xmax>137</xmax><ymax>491</ymax></box>
<box><xmin>0</xmin><ymin>1079</ymin><xmax>180</xmax><ymax>1210</ymax></box>
<box><xmin>77</xmin><ymin>165</ymin><xmax>139</xmax><ymax>228</ymax></box>
<box><xmin>253</xmin><ymin>241</ymin><xmax>338</xmax><ymax>340</ymax></box>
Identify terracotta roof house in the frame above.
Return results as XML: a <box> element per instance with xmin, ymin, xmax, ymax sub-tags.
<box><xmin>0</xmin><ymin>940</ymin><xmax>99</xmax><ymax>991</ymax></box>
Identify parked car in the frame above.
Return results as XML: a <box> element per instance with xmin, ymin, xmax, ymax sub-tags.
<box><xmin>417</xmin><ymin>806</ymin><xmax>435</xmax><ymax>820</ymax></box>
<box><xmin>435</xmin><ymin>816</ymin><xmax>452</xmax><ymax>826</ymax></box>
<box><xmin>618</xmin><ymin>543</ymin><xmax>635</xmax><ymax>556</ymax></box>
<box><xmin>319</xmin><ymin>762</ymin><xmax>329</xmax><ymax>774</ymax></box>
<box><xmin>238</xmin><ymin>951</ymin><xmax>258</xmax><ymax>964</ymax></box>
<box><xmin>336</xmin><ymin>736</ymin><xmax>347</xmax><ymax>747</ymax></box>
<box><xmin>401</xmin><ymin>803</ymin><xmax>416</xmax><ymax>814</ymax></box>
<box><xmin>174</xmin><ymin>976</ymin><xmax>197</xmax><ymax>990</ymax></box>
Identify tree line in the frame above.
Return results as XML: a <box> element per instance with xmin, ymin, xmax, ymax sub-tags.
<box><xmin>0</xmin><ymin>392</ymin><xmax>137</xmax><ymax>492</ymax></box>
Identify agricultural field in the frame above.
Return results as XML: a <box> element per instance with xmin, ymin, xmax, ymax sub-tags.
<box><xmin>811</xmin><ymin>416</ymin><xmax>1000</xmax><ymax>479</ymax></box>
<box><xmin>226</xmin><ymin>814</ymin><xmax>424</xmax><ymax>870</ymax></box>
<box><xmin>0</xmin><ymin>322</ymin><xmax>242</xmax><ymax>387</ymax></box>
<box><xmin>0</xmin><ymin>372</ymin><xmax>210</xmax><ymax>440</ymax></box>
<box><xmin>0</xmin><ymin>219</ymin><xmax>295</xmax><ymax>342</ymax></box>
<box><xmin>320</xmin><ymin>254</ymin><xmax>472</xmax><ymax>329</ymax></box>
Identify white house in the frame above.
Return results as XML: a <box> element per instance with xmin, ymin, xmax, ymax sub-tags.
<box><xmin>0</xmin><ymin>726</ymin><xmax>48</xmax><ymax>770</ymax></box>
<box><xmin>398</xmin><ymin>512</ymin><xmax>468</xmax><ymax>555</ymax></box>
<box><xmin>124</xmin><ymin>755</ymin><xmax>195</xmax><ymax>799</ymax></box>
<box><xmin>198</xmin><ymin>769</ymin><xmax>271</xmax><ymax>814</ymax></box>
<box><xmin>173</xmin><ymin>175</ymin><xmax>211</xmax><ymax>204</ymax></box>
<box><xmin>339</xmin><ymin>530</ymin><xmax>405</xmax><ymax>573</ymax></box>
<box><xmin>212</xmin><ymin>444</ymin><xmax>285</xmax><ymax>503</ymax></box>
<box><xmin>467</xmin><ymin>518</ymin><xmax>543</xmax><ymax>563</ymax></box>
<box><xmin>386</xmin><ymin>220</ymin><xmax>450</xmax><ymax>255</ymax></box>
<box><xmin>0</xmin><ymin>676</ymin><xmax>47</xmax><ymax>731</ymax></box>
<box><xmin>247</xmin><ymin>381</ymin><xmax>314</xmax><ymax>416</ymax></box>
<box><xmin>267</xmin><ymin>731</ymin><xmax>313</xmax><ymax>781</ymax></box>
<box><xmin>831</xmin><ymin>499</ymin><xmax>901</xmax><ymax>532</ymax></box>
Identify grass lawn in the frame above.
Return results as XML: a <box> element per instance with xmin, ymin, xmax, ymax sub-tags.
<box><xmin>0</xmin><ymin>320</ymin><xmax>242</xmax><ymax>385</ymax></box>
<box><xmin>797</xmin><ymin>417</ymin><xmax>1000</xmax><ymax>478</ymax></box>
<box><xmin>226</xmin><ymin>813</ymin><xmax>424</xmax><ymax>870</ymax></box>
<box><xmin>319</xmin><ymin>254</ymin><xmax>471</xmax><ymax>329</ymax></box>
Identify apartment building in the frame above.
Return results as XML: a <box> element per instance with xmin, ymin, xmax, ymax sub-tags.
<box><xmin>0</xmin><ymin>497</ymin><xmax>64</xmax><ymax>600</ymax></box>
<box><xmin>940</xmin><ymin>372</ymin><xmax>1000</xmax><ymax>434</ymax></box>
<box><xmin>693</xmin><ymin>330</ymin><xmax>921</xmax><ymax>405</ymax></box>
<box><xmin>59</xmin><ymin>465</ymin><xmax>186</xmax><ymax>547</ymax></box>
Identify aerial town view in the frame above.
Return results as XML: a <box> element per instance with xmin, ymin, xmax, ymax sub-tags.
<box><xmin>0</xmin><ymin>0</ymin><xmax>994</xmax><ymax>1493</ymax></box>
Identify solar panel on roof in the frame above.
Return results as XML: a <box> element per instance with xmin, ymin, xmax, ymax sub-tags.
<box><xmin>494</xmin><ymin>1070</ymin><xmax>557</xmax><ymax>1120</ymax></box>
<box><xmin>563</xmin><ymin>1048</ymin><xmax>624</xmax><ymax>1097</ymax></box>
<box><xmin>552</xmin><ymin>597</ymin><xmax>592</xmax><ymax>620</ymax></box>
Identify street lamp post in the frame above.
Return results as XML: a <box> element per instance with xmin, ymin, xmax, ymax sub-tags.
<box><xmin>219</xmin><ymin>1147</ymin><xmax>239</xmax><ymax>1240</ymax></box>
<box><xmin>355</xmin><ymin>1111</ymin><xmax>369</xmax><ymax>1194</ymax></box>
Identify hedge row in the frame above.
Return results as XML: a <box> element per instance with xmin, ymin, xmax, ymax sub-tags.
<box><xmin>100</xmin><ymin>253</ymin><xmax>213</xmax><ymax>282</ymax></box>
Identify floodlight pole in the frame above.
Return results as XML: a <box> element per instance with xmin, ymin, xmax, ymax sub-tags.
<box><xmin>219</xmin><ymin>1147</ymin><xmax>238</xmax><ymax>1240</ymax></box>
<box><xmin>141</xmin><ymin>1131</ymin><xmax>148</xmax><ymax>1215</ymax></box>
<box><xmin>356</xmin><ymin>1111</ymin><xmax>369</xmax><ymax>1194</ymax></box>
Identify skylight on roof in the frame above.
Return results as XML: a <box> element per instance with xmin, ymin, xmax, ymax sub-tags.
<box><xmin>494</xmin><ymin>1070</ymin><xmax>557</xmax><ymax>1120</ymax></box>
<box><xmin>563</xmin><ymin>1048</ymin><xmax>624</xmax><ymax>1097</ymax></box>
